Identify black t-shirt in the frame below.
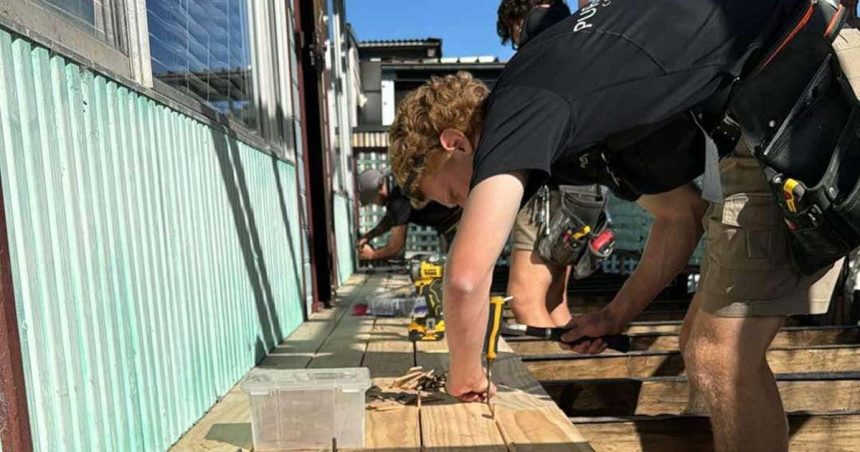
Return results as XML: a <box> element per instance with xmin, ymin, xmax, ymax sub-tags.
<box><xmin>384</xmin><ymin>177</ymin><xmax>462</xmax><ymax>234</ymax></box>
<box><xmin>470</xmin><ymin>0</ymin><xmax>798</xmax><ymax>203</ymax></box>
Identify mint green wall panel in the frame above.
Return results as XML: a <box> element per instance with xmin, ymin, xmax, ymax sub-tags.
<box><xmin>0</xmin><ymin>30</ymin><xmax>305</xmax><ymax>451</ymax></box>
<box><xmin>333</xmin><ymin>193</ymin><xmax>355</xmax><ymax>285</ymax></box>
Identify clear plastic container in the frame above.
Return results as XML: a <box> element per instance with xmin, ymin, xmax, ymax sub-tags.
<box><xmin>240</xmin><ymin>367</ymin><xmax>372</xmax><ymax>450</ymax></box>
<box><xmin>369</xmin><ymin>295</ymin><xmax>424</xmax><ymax>317</ymax></box>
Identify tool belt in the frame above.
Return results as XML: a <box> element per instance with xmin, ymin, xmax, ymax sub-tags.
<box><xmin>535</xmin><ymin>185</ymin><xmax>614</xmax><ymax>278</ymax></box>
<box><xmin>729</xmin><ymin>0</ymin><xmax>859</xmax><ymax>274</ymax></box>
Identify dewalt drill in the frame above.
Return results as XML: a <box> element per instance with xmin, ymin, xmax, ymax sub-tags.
<box><xmin>407</xmin><ymin>257</ymin><xmax>446</xmax><ymax>342</ymax></box>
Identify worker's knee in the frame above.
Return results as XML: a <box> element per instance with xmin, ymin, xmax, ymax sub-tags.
<box><xmin>509</xmin><ymin>287</ymin><xmax>545</xmax><ymax>318</ymax></box>
<box><xmin>507</xmin><ymin>252</ymin><xmax>554</xmax><ymax>318</ymax></box>
<box><xmin>683</xmin><ymin>333</ymin><xmax>737</xmax><ymax>398</ymax></box>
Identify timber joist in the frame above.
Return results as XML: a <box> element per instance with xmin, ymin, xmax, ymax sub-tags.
<box><xmin>514</xmin><ymin>314</ymin><xmax>860</xmax><ymax>451</ymax></box>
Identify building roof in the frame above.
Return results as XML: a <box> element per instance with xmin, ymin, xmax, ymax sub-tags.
<box><xmin>359</xmin><ymin>38</ymin><xmax>442</xmax><ymax>47</ymax></box>
<box><xmin>439</xmin><ymin>56</ymin><xmax>500</xmax><ymax>64</ymax></box>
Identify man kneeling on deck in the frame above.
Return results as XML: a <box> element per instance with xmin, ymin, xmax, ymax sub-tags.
<box><xmin>388</xmin><ymin>1</ymin><xmax>857</xmax><ymax>450</ymax></box>
<box><xmin>356</xmin><ymin>168</ymin><xmax>461</xmax><ymax>260</ymax></box>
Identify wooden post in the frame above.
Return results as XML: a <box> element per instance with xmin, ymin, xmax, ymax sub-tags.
<box><xmin>294</xmin><ymin>0</ymin><xmax>335</xmax><ymax>311</ymax></box>
<box><xmin>0</xmin><ymin>185</ymin><xmax>32</xmax><ymax>450</ymax></box>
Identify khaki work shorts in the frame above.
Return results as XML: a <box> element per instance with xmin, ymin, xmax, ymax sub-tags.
<box><xmin>512</xmin><ymin>188</ymin><xmax>561</xmax><ymax>252</ymax></box>
<box><xmin>698</xmin><ymin>143</ymin><xmax>842</xmax><ymax>317</ymax></box>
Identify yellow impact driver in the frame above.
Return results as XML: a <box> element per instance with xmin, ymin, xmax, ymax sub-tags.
<box><xmin>408</xmin><ymin>257</ymin><xmax>446</xmax><ymax>342</ymax></box>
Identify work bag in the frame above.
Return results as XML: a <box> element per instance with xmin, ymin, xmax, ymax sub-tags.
<box><xmin>535</xmin><ymin>185</ymin><xmax>612</xmax><ymax>277</ymax></box>
<box><xmin>730</xmin><ymin>0</ymin><xmax>860</xmax><ymax>274</ymax></box>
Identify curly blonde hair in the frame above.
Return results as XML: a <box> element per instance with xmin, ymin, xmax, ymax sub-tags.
<box><xmin>388</xmin><ymin>72</ymin><xmax>490</xmax><ymax>200</ymax></box>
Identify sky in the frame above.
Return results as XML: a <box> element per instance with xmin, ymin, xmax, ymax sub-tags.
<box><xmin>346</xmin><ymin>0</ymin><xmax>516</xmax><ymax>61</ymax></box>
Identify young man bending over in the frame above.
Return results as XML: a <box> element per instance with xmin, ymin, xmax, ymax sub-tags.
<box><xmin>389</xmin><ymin>1</ymin><xmax>845</xmax><ymax>449</ymax></box>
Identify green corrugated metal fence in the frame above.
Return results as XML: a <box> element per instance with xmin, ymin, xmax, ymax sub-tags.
<box><xmin>0</xmin><ymin>30</ymin><xmax>305</xmax><ymax>451</ymax></box>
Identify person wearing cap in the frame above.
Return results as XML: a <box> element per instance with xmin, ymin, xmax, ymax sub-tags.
<box><xmin>356</xmin><ymin>169</ymin><xmax>461</xmax><ymax>260</ymax></box>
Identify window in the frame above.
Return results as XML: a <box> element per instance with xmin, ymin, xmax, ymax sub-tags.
<box><xmin>146</xmin><ymin>0</ymin><xmax>258</xmax><ymax>130</ymax></box>
<box><xmin>38</xmin><ymin>0</ymin><xmax>127</xmax><ymax>52</ymax></box>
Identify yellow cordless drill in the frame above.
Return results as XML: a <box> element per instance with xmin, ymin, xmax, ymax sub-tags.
<box><xmin>407</xmin><ymin>257</ymin><xmax>446</xmax><ymax>342</ymax></box>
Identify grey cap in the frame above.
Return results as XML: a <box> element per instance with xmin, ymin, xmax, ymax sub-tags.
<box><xmin>358</xmin><ymin>169</ymin><xmax>385</xmax><ymax>206</ymax></box>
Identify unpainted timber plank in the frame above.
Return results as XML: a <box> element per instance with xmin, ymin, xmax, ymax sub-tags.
<box><xmin>574</xmin><ymin>412</ymin><xmax>860</xmax><ymax>452</ymax></box>
<box><xmin>568</xmin><ymin>298</ymin><xmax>692</xmax><ymax>314</ymax></box>
<box><xmin>509</xmin><ymin>326</ymin><xmax>860</xmax><ymax>355</ymax></box>
<box><xmin>413</xmin><ymin>338</ymin><xmax>449</xmax><ymax>371</ymax></box>
<box><xmin>416</xmin><ymin>337</ymin><xmax>593</xmax><ymax>451</ymax></box>
<box><xmin>636</xmin><ymin>376</ymin><xmax>860</xmax><ymax>417</ymax></box>
<box><xmin>494</xmin><ymin>406</ymin><xmax>594</xmax><ymax>451</ymax></box>
<box><xmin>623</xmin><ymin>321</ymin><xmax>683</xmax><ymax>335</ymax></box>
<box><xmin>544</xmin><ymin>373</ymin><xmax>860</xmax><ymax>416</ymax></box>
<box><xmin>415</xmin><ymin>338</ymin><xmax>506</xmax><ymax>450</ymax></box>
<box><xmin>508</xmin><ymin>336</ymin><xmax>678</xmax><ymax>356</ymax></box>
<box><xmin>362</xmin><ymin>316</ymin><xmax>421</xmax><ymax>450</ymax></box>
<box><xmin>169</xmin><ymin>387</ymin><xmax>252</xmax><ymax>452</ymax></box>
<box><xmin>421</xmin><ymin>403</ymin><xmax>507</xmax><ymax>451</ymax></box>
<box><xmin>306</xmin><ymin>277</ymin><xmax>387</xmax><ymax>369</ymax></box>
<box><xmin>257</xmin><ymin>274</ymin><xmax>371</xmax><ymax>369</ymax></box>
<box><xmin>771</xmin><ymin>326</ymin><xmax>860</xmax><ymax>348</ymax></box>
<box><xmin>171</xmin><ymin>277</ymin><xmax>374</xmax><ymax>451</ymax></box>
<box><xmin>503</xmin><ymin>309</ymin><xmax>687</xmax><ymax>324</ymax></box>
<box><xmin>365</xmin><ymin>378</ymin><xmax>420</xmax><ymax>450</ymax></box>
<box><xmin>526</xmin><ymin>346</ymin><xmax>860</xmax><ymax>381</ymax></box>
<box><xmin>362</xmin><ymin>316</ymin><xmax>416</xmax><ymax>378</ymax></box>
<box><xmin>621</xmin><ymin>315</ymin><xmax>825</xmax><ymax>335</ymax></box>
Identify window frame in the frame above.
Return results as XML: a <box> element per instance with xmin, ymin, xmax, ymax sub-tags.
<box><xmin>0</xmin><ymin>0</ymin><xmax>298</xmax><ymax>162</ymax></box>
<box><xmin>144</xmin><ymin>0</ymin><xmax>299</xmax><ymax>161</ymax></box>
<box><xmin>0</xmin><ymin>0</ymin><xmax>151</xmax><ymax>86</ymax></box>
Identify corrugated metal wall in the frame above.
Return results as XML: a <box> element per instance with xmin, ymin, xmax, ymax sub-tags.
<box><xmin>0</xmin><ymin>30</ymin><xmax>305</xmax><ymax>451</ymax></box>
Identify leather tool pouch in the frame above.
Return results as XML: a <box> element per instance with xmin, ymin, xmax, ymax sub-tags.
<box><xmin>729</xmin><ymin>1</ymin><xmax>860</xmax><ymax>274</ymax></box>
<box><xmin>536</xmin><ymin>185</ymin><xmax>610</xmax><ymax>271</ymax></box>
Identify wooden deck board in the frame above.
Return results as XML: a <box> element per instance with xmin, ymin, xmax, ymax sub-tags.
<box><xmin>172</xmin><ymin>273</ymin><xmax>595</xmax><ymax>451</ymax></box>
<box><xmin>574</xmin><ymin>412</ymin><xmax>860</xmax><ymax>452</ymax></box>
<box><xmin>306</xmin><ymin>278</ymin><xmax>387</xmax><ymax>370</ymax></box>
<box><xmin>361</xmin><ymin>317</ymin><xmax>421</xmax><ymax>450</ymax></box>
<box><xmin>416</xmin><ymin>333</ymin><xmax>592</xmax><ymax>450</ymax></box>
<box><xmin>170</xmin><ymin>276</ymin><xmax>379</xmax><ymax>451</ymax></box>
<box><xmin>364</xmin><ymin>377</ymin><xmax>421</xmax><ymax>451</ymax></box>
<box><xmin>362</xmin><ymin>317</ymin><xmax>416</xmax><ymax>378</ymax></box>
<box><xmin>257</xmin><ymin>275</ymin><xmax>371</xmax><ymax>369</ymax></box>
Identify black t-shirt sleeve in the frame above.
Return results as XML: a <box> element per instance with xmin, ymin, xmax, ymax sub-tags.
<box><xmin>385</xmin><ymin>188</ymin><xmax>413</xmax><ymax>226</ymax></box>
<box><xmin>609</xmin><ymin>114</ymin><xmax>706</xmax><ymax>196</ymax></box>
<box><xmin>470</xmin><ymin>86</ymin><xmax>572</xmax><ymax>204</ymax></box>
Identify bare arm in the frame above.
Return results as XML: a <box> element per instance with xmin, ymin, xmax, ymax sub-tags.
<box><xmin>360</xmin><ymin>216</ymin><xmax>395</xmax><ymax>243</ymax></box>
<box><xmin>606</xmin><ymin>184</ymin><xmax>707</xmax><ymax>325</ymax></box>
<box><xmin>563</xmin><ymin>184</ymin><xmax>707</xmax><ymax>345</ymax></box>
<box><xmin>445</xmin><ymin>173</ymin><xmax>525</xmax><ymax>401</ymax></box>
<box><xmin>363</xmin><ymin>225</ymin><xmax>408</xmax><ymax>260</ymax></box>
